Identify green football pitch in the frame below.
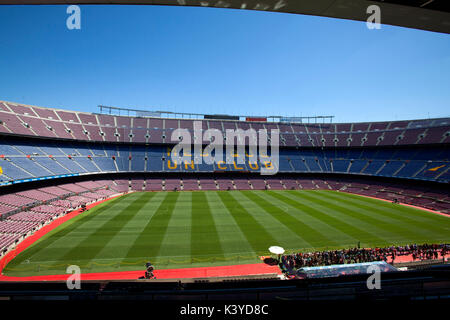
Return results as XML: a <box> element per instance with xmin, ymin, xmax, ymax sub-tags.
<box><xmin>4</xmin><ymin>190</ymin><xmax>450</xmax><ymax>277</ymax></box>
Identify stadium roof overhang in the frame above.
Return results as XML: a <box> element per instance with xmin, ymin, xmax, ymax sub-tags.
<box><xmin>1</xmin><ymin>0</ymin><xmax>450</xmax><ymax>34</ymax></box>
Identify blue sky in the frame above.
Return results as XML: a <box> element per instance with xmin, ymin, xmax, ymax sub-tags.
<box><xmin>0</xmin><ymin>5</ymin><xmax>449</xmax><ymax>123</ymax></box>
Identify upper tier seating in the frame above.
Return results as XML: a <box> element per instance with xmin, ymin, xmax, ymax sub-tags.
<box><xmin>0</xmin><ymin>101</ymin><xmax>448</xmax><ymax>147</ymax></box>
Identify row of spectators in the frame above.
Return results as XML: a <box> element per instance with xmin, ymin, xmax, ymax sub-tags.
<box><xmin>281</xmin><ymin>243</ymin><xmax>449</xmax><ymax>269</ymax></box>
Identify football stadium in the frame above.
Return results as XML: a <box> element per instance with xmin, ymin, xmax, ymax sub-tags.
<box><xmin>0</xmin><ymin>101</ymin><xmax>449</xmax><ymax>283</ymax></box>
<box><xmin>0</xmin><ymin>0</ymin><xmax>449</xmax><ymax>304</ymax></box>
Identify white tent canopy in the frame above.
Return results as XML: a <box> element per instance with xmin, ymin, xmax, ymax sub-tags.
<box><xmin>269</xmin><ymin>246</ymin><xmax>285</xmax><ymax>255</ymax></box>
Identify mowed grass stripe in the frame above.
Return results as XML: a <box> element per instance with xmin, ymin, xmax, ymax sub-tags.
<box><xmin>336</xmin><ymin>191</ymin><xmax>450</xmax><ymax>225</ymax></box>
<box><xmin>205</xmin><ymin>192</ymin><xmax>256</xmax><ymax>256</ymax></box>
<box><xmin>217</xmin><ymin>191</ymin><xmax>279</xmax><ymax>255</ymax></box>
<box><xmin>93</xmin><ymin>192</ymin><xmax>166</xmax><ymax>261</ymax></box>
<box><xmin>240</xmin><ymin>191</ymin><xmax>331</xmax><ymax>249</ymax></box>
<box><xmin>302</xmin><ymin>191</ymin><xmax>420</xmax><ymax>243</ymax></box>
<box><xmin>157</xmin><ymin>192</ymin><xmax>192</xmax><ymax>259</ymax></box>
<box><xmin>311</xmin><ymin>190</ymin><xmax>450</xmax><ymax>239</ymax></box>
<box><xmin>287</xmin><ymin>191</ymin><xmax>400</xmax><ymax>246</ymax></box>
<box><xmin>124</xmin><ymin>192</ymin><xmax>180</xmax><ymax>260</ymax></box>
<box><xmin>191</xmin><ymin>192</ymin><xmax>224</xmax><ymax>258</ymax></box>
<box><xmin>230</xmin><ymin>191</ymin><xmax>314</xmax><ymax>249</ymax></box>
<box><xmin>259</xmin><ymin>191</ymin><xmax>359</xmax><ymax>247</ymax></box>
<box><xmin>321</xmin><ymin>191</ymin><xmax>450</xmax><ymax>238</ymax></box>
<box><xmin>5</xmin><ymin>194</ymin><xmax>131</xmax><ymax>266</ymax></box>
<box><xmin>60</xmin><ymin>192</ymin><xmax>156</xmax><ymax>262</ymax></box>
<box><xmin>268</xmin><ymin>190</ymin><xmax>384</xmax><ymax>245</ymax></box>
<box><xmin>53</xmin><ymin>193</ymin><xmax>140</xmax><ymax>244</ymax></box>
<box><xmin>104</xmin><ymin>192</ymin><xmax>168</xmax><ymax>263</ymax></box>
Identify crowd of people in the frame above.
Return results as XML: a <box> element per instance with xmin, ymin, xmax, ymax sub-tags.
<box><xmin>281</xmin><ymin>243</ymin><xmax>449</xmax><ymax>270</ymax></box>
